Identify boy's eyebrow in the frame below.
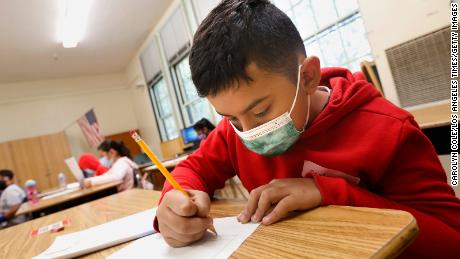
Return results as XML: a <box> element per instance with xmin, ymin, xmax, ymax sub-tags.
<box><xmin>216</xmin><ymin>95</ymin><xmax>270</xmax><ymax>117</ymax></box>
<box><xmin>242</xmin><ymin>95</ymin><xmax>270</xmax><ymax>114</ymax></box>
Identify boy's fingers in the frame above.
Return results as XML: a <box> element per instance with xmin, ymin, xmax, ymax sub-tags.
<box><xmin>160</xmin><ymin>220</ymin><xmax>207</xmax><ymax>246</ymax></box>
<box><xmin>252</xmin><ymin>188</ymin><xmax>286</xmax><ymax>222</ymax></box>
<box><xmin>262</xmin><ymin>196</ymin><xmax>296</xmax><ymax>225</ymax></box>
<box><xmin>163</xmin><ymin>236</ymin><xmax>189</xmax><ymax>248</ymax></box>
<box><xmin>164</xmin><ymin>190</ymin><xmax>197</xmax><ymax>217</ymax></box>
<box><xmin>238</xmin><ymin>185</ymin><xmax>267</xmax><ymax>223</ymax></box>
<box><xmin>163</xmin><ymin>207</ymin><xmax>213</xmax><ymax>235</ymax></box>
<box><xmin>188</xmin><ymin>190</ymin><xmax>211</xmax><ymax>217</ymax></box>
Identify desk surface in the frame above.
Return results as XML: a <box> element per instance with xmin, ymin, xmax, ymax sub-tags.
<box><xmin>15</xmin><ymin>181</ymin><xmax>122</xmax><ymax>216</ymax></box>
<box><xmin>2</xmin><ymin>189</ymin><xmax>418</xmax><ymax>259</ymax></box>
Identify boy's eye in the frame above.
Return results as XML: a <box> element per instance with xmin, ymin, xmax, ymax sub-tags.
<box><xmin>254</xmin><ymin>106</ymin><xmax>270</xmax><ymax>118</ymax></box>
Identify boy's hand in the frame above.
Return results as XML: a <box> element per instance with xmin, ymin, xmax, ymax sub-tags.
<box><xmin>238</xmin><ymin>178</ymin><xmax>322</xmax><ymax>225</ymax></box>
<box><xmin>157</xmin><ymin>189</ymin><xmax>213</xmax><ymax>247</ymax></box>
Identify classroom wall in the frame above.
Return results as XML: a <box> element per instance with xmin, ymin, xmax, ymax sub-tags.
<box><xmin>0</xmin><ymin>73</ymin><xmax>138</xmax><ymax>156</ymax></box>
<box><xmin>358</xmin><ymin>0</ymin><xmax>449</xmax><ymax>106</ymax></box>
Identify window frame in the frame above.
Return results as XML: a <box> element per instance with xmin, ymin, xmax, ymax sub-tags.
<box><xmin>148</xmin><ymin>74</ymin><xmax>180</xmax><ymax>141</ymax></box>
<box><xmin>170</xmin><ymin>52</ymin><xmax>215</xmax><ymax>127</ymax></box>
<box><xmin>274</xmin><ymin>0</ymin><xmax>372</xmax><ymax>70</ymax></box>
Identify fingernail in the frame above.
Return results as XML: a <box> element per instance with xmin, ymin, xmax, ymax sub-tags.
<box><xmin>262</xmin><ymin>216</ymin><xmax>271</xmax><ymax>225</ymax></box>
<box><xmin>251</xmin><ymin>214</ymin><xmax>260</xmax><ymax>223</ymax></box>
<box><xmin>238</xmin><ymin>210</ymin><xmax>248</xmax><ymax>222</ymax></box>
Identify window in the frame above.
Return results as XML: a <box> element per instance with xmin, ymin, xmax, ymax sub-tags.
<box><xmin>173</xmin><ymin>56</ymin><xmax>213</xmax><ymax>126</ymax></box>
<box><xmin>149</xmin><ymin>77</ymin><xmax>180</xmax><ymax>141</ymax></box>
<box><xmin>272</xmin><ymin>0</ymin><xmax>372</xmax><ymax>71</ymax></box>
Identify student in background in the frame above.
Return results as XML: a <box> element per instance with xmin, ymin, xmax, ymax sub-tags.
<box><xmin>84</xmin><ymin>141</ymin><xmax>138</xmax><ymax>191</ymax></box>
<box><xmin>97</xmin><ymin>140</ymin><xmax>113</xmax><ymax>168</ymax></box>
<box><xmin>78</xmin><ymin>153</ymin><xmax>109</xmax><ymax>177</ymax></box>
<box><xmin>0</xmin><ymin>169</ymin><xmax>26</xmax><ymax>226</ymax></box>
<box><xmin>155</xmin><ymin>0</ymin><xmax>460</xmax><ymax>257</ymax></box>
<box><xmin>193</xmin><ymin>118</ymin><xmax>216</xmax><ymax>141</ymax></box>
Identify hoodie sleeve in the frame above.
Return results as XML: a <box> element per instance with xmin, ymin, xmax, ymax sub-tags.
<box><xmin>310</xmin><ymin>117</ymin><xmax>460</xmax><ymax>258</ymax></box>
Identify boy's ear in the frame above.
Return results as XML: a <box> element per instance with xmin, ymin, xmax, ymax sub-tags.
<box><xmin>300</xmin><ymin>56</ymin><xmax>321</xmax><ymax>95</ymax></box>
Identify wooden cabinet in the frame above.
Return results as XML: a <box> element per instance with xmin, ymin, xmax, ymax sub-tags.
<box><xmin>0</xmin><ymin>142</ymin><xmax>16</xmax><ymax>173</ymax></box>
<box><xmin>106</xmin><ymin>130</ymin><xmax>142</xmax><ymax>157</ymax></box>
<box><xmin>0</xmin><ymin>132</ymin><xmax>72</xmax><ymax>191</ymax></box>
<box><xmin>39</xmin><ymin>132</ymin><xmax>73</xmax><ymax>189</ymax></box>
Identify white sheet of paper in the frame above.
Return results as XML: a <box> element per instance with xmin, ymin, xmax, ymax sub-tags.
<box><xmin>64</xmin><ymin>157</ymin><xmax>84</xmax><ymax>182</ymax></box>
<box><xmin>108</xmin><ymin>217</ymin><xmax>260</xmax><ymax>259</ymax></box>
<box><xmin>33</xmin><ymin>208</ymin><xmax>157</xmax><ymax>259</ymax></box>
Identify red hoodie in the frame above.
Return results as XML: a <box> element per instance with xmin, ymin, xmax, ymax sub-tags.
<box><xmin>157</xmin><ymin>67</ymin><xmax>460</xmax><ymax>258</ymax></box>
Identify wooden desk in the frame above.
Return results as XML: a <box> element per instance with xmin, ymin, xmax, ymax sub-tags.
<box><xmin>16</xmin><ymin>181</ymin><xmax>122</xmax><ymax>217</ymax></box>
<box><xmin>1</xmin><ymin>189</ymin><xmax>418</xmax><ymax>259</ymax></box>
<box><xmin>0</xmin><ymin>189</ymin><xmax>159</xmax><ymax>259</ymax></box>
<box><xmin>408</xmin><ymin>102</ymin><xmax>450</xmax><ymax>129</ymax></box>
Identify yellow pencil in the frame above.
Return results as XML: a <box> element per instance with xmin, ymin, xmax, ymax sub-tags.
<box><xmin>129</xmin><ymin>130</ymin><xmax>217</xmax><ymax>235</ymax></box>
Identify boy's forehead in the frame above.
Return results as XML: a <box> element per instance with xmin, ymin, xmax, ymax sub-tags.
<box><xmin>207</xmin><ymin>63</ymin><xmax>293</xmax><ymax>115</ymax></box>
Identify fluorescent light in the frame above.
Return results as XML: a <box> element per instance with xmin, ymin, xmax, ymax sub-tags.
<box><xmin>58</xmin><ymin>0</ymin><xmax>93</xmax><ymax>48</ymax></box>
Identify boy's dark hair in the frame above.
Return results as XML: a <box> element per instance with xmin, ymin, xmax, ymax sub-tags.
<box><xmin>193</xmin><ymin>118</ymin><xmax>216</xmax><ymax>131</ymax></box>
<box><xmin>190</xmin><ymin>0</ymin><xmax>306</xmax><ymax>97</ymax></box>
<box><xmin>0</xmin><ymin>169</ymin><xmax>14</xmax><ymax>180</ymax></box>
<box><xmin>97</xmin><ymin>140</ymin><xmax>112</xmax><ymax>152</ymax></box>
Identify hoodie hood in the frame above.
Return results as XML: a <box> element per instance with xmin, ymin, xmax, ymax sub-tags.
<box><xmin>304</xmin><ymin>67</ymin><xmax>383</xmax><ymax>138</ymax></box>
<box><xmin>78</xmin><ymin>153</ymin><xmax>109</xmax><ymax>176</ymax></box>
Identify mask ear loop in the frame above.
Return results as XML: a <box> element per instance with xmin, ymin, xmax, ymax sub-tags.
<box><xmin>289</xmin><ymin>65</ymin><xmax>311</xmax><ymax>133</ymax></box>
<box><xmin>288</xmin><ymin>65</ymin><xmax>303</xmax><ymax>115</ymax></box>
<box><xmin>304</xmin><ymin>94</ymin><xmax>311</xmax><ymax>128</ymax></box>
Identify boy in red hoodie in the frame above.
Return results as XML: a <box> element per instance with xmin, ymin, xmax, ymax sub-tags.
<box><xmin>155</xmin><ymin>0</ymin><xmax>460</xmax><ymax>257</ymax></box>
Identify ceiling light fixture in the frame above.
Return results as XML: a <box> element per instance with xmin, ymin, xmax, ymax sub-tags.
<box><xmin>58</xmin><ymin>0</ymin><xmax>93</xmax><ymax>48</ymax></box>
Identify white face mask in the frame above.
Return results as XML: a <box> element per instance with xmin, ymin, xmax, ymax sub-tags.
<box><xmin>230</xmin><ymin>65</ymin><xmax>310</xmax><ymax>156</ymax></box>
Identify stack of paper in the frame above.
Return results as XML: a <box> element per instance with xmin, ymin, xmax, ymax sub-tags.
<box><xmin>33</xmin><ymin>208</ymin><xmax>157</xmax><ymax>259</ymax></box>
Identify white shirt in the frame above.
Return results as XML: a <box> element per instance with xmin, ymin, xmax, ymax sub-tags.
<box><xmin>0</xmin><ymin>184</ymin><xmax>26</xmax><ymax>224</ymax></box>
<box><xmin>89</xmin><ymin>157</ymin><xmax>138</xmax><ymax>191</ymax></box>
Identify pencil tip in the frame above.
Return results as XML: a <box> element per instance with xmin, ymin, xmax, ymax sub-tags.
<box><xmin>209</xmin><ymin>225</ymin><xmax>218</xmax><ymax>235</ymax></box>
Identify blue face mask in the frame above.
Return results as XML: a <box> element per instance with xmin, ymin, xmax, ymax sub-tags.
<box><xmin>230</xmin><ymin>65</ymin><xmax>310</xmax><ymax>156</ymax></box>
<box><xmin>99</xmin><ymin>156</ymin><xmax>113</xmax><ymax>167</ymax></box>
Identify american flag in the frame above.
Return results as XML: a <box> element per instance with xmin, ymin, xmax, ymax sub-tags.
<box><xmin>77</xmin><ymin>109</ymin><xmax>104</xmax><ymax>148</ymax></box>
